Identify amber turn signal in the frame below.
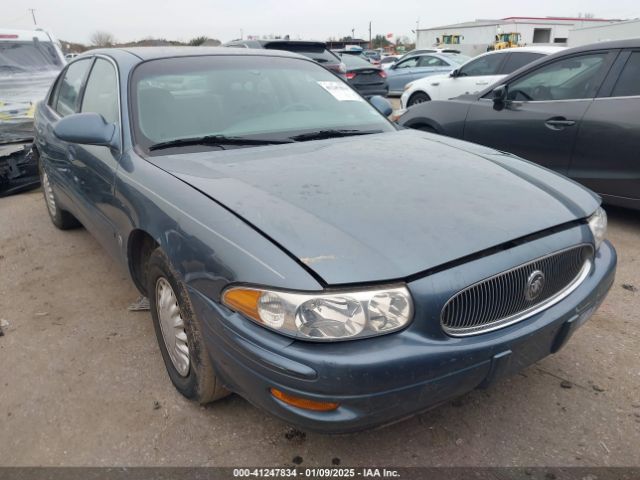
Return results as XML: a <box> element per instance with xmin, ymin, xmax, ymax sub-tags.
<box><xmin>222</xmin><ymin>288</ymin><xmax>262</xmax><ymax>322</ymax></box>
<box><xmin>270</xmin><ymin>388</ymin><xmax>339</xmax><ymax>412</ymax></box>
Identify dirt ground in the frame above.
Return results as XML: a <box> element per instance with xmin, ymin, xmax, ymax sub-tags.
<box><xmin>0</xmin><ymin>190</ymin><xmax>638</xmax><ymax>467</ymax></box>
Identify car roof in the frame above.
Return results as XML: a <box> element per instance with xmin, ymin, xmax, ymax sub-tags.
<box><xmin>486</xmin><ymin>46</ymin><xmax>566</xmax><ymax>55</ymax></box>
<box><xmin>0</xmin><ymin>28</ymin><xmax>55</xmax><ymax>42</ymax></box>
<box><xmin>84</xmin><ymin>46</ymin><xmax>305</xmax><ymax>62</ymax></box>
<box><xmin>561</xmin><ymin>38</ymin><xmax>640</xmax><ymax>53</ymax></box>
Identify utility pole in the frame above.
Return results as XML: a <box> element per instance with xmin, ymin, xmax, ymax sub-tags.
<box><xmin>351</xmin><ymin>27</ymin><xmax>355</xmax><ymax>39</ymax></box>
<box><xmin>368</xmin><ymin>21</ymin><xmax>372</xmax><ymax>49</ymax></box>
<box><xmin>29</xmin><ymin>8</ymin><xmax>37</xmax><ymax>25</ymax></box>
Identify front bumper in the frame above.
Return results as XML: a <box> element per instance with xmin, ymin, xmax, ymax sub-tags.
<box><xmin>0</xmin><ymin>142</ymin><xmax>40</xmax><ymax>197</ymax></box>
<box><xmin>400</xmin><ymin>90</ymin><xmax>410</xmax><ymax>109</ymax></box>
<box><xmin>190</xmin><ymin>235</ymin><xmax>616</xmax><ymax>434</ymax></box>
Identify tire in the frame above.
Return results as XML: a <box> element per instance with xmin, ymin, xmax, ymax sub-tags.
<box><xmin>408</xmin><ymin>92</ymin><xmax>431</xmax><ymax>107</ymax></box>
<box><xmin>147</xmin><ymin>248</ymin><xmax>229</xmax><ymax>404</ymax></box>
<box><xmin>39</xmin><ymin>164</ymin><xmax>81</xmax><ymax>230</ymax></box>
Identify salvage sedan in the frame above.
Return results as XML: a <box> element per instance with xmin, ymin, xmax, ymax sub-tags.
<box><xmin>34</xmin><ymin>47</ymin><xmax>616</xmax><ymax>433</ymax></box>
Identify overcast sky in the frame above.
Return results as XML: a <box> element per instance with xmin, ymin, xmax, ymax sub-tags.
<box><xmin>4</xmin><ymin>0</ymin><xmax>639</xmax><ymax>45</ymax></box>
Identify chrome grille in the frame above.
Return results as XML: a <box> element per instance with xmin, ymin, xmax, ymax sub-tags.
<box><xmin>441</xmin><ymin>244</ymin><xmax>594</xmax><ymax>336</ymax></box>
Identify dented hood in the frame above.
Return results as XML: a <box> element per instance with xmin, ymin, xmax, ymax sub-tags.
<box><xmin>150</xmin><ymin>130</ymin><xmax>599</xmax><ymax>285</ymax></box>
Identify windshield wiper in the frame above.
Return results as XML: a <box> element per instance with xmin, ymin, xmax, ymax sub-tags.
<box><xmin>149</xmin><ymin>135</ymin><xmax>293</xmax><ymax>151</ymax></box>
<box><xmin>289</xmin><ymin>129</ymin><xmax>383</xmax><ymax>142</ymax></box>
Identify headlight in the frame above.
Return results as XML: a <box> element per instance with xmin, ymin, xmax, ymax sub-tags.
<box><xmin>222</xmin><ymin>285</ymin><xmax>413</xmax><ymax>341</ymax></box>
<box><xmin>587</xmin><ymin>206</ymin><xmax>607</xmax><ymax>250</ymax></box>
<box><xmin>403</xmin><ymin>82</ymin><xmax>414</xmax><ymax>92</ymax></box>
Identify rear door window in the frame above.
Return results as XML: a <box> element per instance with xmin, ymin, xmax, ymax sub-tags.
<box><xmin>500</xmin><ymin>52</ymin><xmax>545</xmax><ymax>74</ymax></box>
<box><xmin>53</xmin><ymin>58</ymin><xmax>92</xmax><ymax>117</ymax></box>
<box><xmin>418</xmin><ymin>56</ymin><xmax>447</xmax><ymax>67</ymax></box>
<box><xmin>458</xmin><ymin>53</ymin><xmax>505</xmax><ymax>76</ymax></box>
<box><xmin>611</xmin><ymin>51</ymin><xmax>640</xmax><ymax>97</ymax></box>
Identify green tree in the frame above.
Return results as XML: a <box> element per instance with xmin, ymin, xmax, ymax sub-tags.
<box><xmin>188</xmin><ymin>36</ymin><xmax>209</xmax><ymax>46</ymax></box>
<box><xmin>372</xmin><ymin>34</ymin><xmax>391</xmax><ymax>49</ymax></box>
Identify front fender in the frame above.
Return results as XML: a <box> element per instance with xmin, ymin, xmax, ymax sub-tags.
<box><xmin>114</xmin><ymin>152</ymin><xmax>322</xmax><ymax>303</ymax></box>
<box><xmin>398</xmin><ymin>99</ymin><xmax>471</xmax><ymax>138</ymax></box>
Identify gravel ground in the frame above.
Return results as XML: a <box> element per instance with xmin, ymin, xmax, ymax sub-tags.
<box><xmin>0</xmin><ymin>190</ymin><xmax>638</xmax><ymax>467</ymax></box>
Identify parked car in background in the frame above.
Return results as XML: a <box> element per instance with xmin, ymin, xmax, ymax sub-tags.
<box><xmin>1</xmin><ymin>28</ymin><xmax>65</xmax><ymax>196</ymax></box>
<box><xmin>401</xmin><ymin>46</ymin><xmax>564</xmax><ymax>108</ymax></box>
<box><xmin>337</xmin><ymin>52</ymin><xmax>388</xmax><ymax>97</ymax></box>
<box><xmin>397</xmin><ymin>48</ymin><xmax>462</xmax><ymax>62</ymax></box>
<box><xmin>380</xmin><ymin>55</ymin><xmax>400</xmax><ymax>69</ymax></box>
<box><xmin>398</xmin><ymin>39</ymin><xmax>640</xmax><ymax>210</ymax></box>
<box><xmin>223</xmin><ymin>39</ymin><xmax>346</xmax><ymax>78</ymax></box>
<box><xmin>363</xmin><ymin>49</ymin><xmax>381</xmax><ymax>65</ymax></box>
<box><xmin>386</xmin><ymin>52</ymin><xmax>469</xmax><ymax>95</ymax></box>
<box><xmin>34</xmin><ymin>46</ymin><xmax>615</xmax><ymax>433</ymax></box>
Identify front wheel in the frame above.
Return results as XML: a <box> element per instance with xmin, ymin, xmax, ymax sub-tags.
<box><xmin>39</xmin><ymin>165</ymin><xmax>81</xmax><ymax>230</ymax></box>
<box><xmin>408</xmin><ymin>92</ymin><xmax>431</xmax><ymax>107</ymax></box>
<box><xmin>147</xmin><ymin>248</ymin><xmax>229</xmax><ymax>404</ymax></box>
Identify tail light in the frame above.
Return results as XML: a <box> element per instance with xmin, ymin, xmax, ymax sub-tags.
<box><xmin>378</xmin><ymin>70</ymin><xmax>387</xmax><ymax>78</ymax></box>
<box><xmin>346</xmin><ymin>72</ymin><xmax>357</xmax><ymax>80</ymax></box>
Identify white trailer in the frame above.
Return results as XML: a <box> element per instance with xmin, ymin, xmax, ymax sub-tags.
<box><xmin>417</xmin><ymin>17</ymin><xmax>620</xmax><ymax>57</ymax></box>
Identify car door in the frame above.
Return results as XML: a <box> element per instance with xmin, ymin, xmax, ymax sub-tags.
<box><xmin>71</xmin><ymin>56</ymin><xmax>123</xmax><ymax>259</ymax></box>
<box><xmin>569</xmin><ymin>49</ymin><xmax>640</xmax><ymax>204</ymax></box>
<box><xmin>411</xmin><ymin>55</ymin><xmax>452</xmax><ymax>81</ymax></box>
<box><xmin>38</xmin><ymin>58</ymin><xmax>93</xmax><ymax>213</ymax></box>
<box><xmin>387</xmin><ymin>56</ymin><xmax>420</xmax><ymax>92</ymax></box>
<box><xmin>437</xmin><ymin>52</ymin><xmax>506</xmax><ymax>100</ymax></box>
<box><xmin>464</xmin><ymin>50</ymin><xmax>617</xmax><ymax>174</ymax></box>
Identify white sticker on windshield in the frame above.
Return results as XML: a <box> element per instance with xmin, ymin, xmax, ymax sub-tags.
<box><xmin>317</xmin><ymin>81</ymin><xmax>364</xmax><ymax>102</ymax></box>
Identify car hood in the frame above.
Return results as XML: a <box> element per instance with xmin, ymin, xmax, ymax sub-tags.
<box><xmin>150</xmin><ymin>130</ymin><xmax>599</xmax><ymax>285</ymax></box>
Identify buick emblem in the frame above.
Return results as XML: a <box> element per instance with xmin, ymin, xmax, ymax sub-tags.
<box><xmin>525</xmin><ymin>270</ymin><xmax>546</xmax><ymax>301</ymax></box>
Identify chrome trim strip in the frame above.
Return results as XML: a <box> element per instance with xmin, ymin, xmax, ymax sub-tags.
<box><xmin>441</xmin><ymin>244</ymin><xmax>594</xmax><ymax>337</ymax></box>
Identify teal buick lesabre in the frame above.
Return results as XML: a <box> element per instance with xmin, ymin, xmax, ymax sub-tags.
<box><xmin>33</xmin><ymin>47</ymin><xmax>616</xmax><ymax>433</ymax></box>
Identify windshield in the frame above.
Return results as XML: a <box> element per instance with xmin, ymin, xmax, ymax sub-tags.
<box><xmin>441</xmin><ymin>53</ymin><xmax>471</xmax><ymax>65</ymax></box>
<box><xmin>131</xmin><ymin>55</ymin><xmax>395</xmax><ymax>154</ymax></box>
<box><xmin>340</xmin><ymin>53</ymin><xmax>375</xmax><ymax>69</ymax></box>
<box><xmin>0</xmin><ymin>40</ymin><xmax>63</xmax><ymax>73</ymax></box>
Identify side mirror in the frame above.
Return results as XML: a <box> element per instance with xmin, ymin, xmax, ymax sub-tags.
<box><xmin>450</xmin><ymin>69</ymin><xmax>459</xmax><ymax>78</ymax></box>
<box><xmin>492</xmin><ymin>85</ymin><xmax>508</xmax><ymax>109</ymax></box>
<box><xmin>53</xmin><ymin>113</ymin><xmax>118</xmax><ymax>149</ymax></box>
<box><xmin>369</xmin><ymin>95</ymin><xmax>393</xmax><ymax>117</ymax></box>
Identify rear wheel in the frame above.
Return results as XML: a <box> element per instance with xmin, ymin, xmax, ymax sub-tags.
<box><xmin>147</xmin><ymin>248</ymin><xmax>229</xmax><ymax>404</ymax></box>
<box><xmin>39</xmin><ymin>166</ymin><xmax>81</xmax><ymax>230</ymax></box>
<box><xmin>408</xmin><ymin>92</ymin><xmax>431</xmax><ymax>107</ymax></box>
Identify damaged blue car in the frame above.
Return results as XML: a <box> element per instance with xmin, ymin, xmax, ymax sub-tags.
<box><xmin>0</xmin><ymin>28</ymin><xmax>65</xmax><ymax>196</ymax></box>
<box><xmin>34</xmin><ymin>47</ymin><xmax>616</xmax><ymax>433</ymax></box>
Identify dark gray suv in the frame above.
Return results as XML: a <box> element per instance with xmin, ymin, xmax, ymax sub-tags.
<box><xmin>399</xmin><ymin>39</ymin><xmax>640</xmax><ymax>210</ymax></box>
<box><xmin>223</xmin><ymin>39</ymin><xmax>346</xmax><ymax>78</ymax></box>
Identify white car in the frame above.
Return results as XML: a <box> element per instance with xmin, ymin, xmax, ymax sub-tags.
<box><xmin>380</xmin><ymin>55</ymin><xmax>401</xmax><ymax>70</ymax></box>
<box><xmin>400</xmin><ymin>46</ymin><xmax>564</xmax><ymax>108</ymax></box>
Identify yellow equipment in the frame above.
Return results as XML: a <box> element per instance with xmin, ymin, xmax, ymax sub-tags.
<box><xmin>488</xmin><ymin>32</ymin><xmax>522</xmax><ymax>51</ymax></box>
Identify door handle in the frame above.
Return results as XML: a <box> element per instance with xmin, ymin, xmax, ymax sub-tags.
<box><xmin>545</xmin><ymin>117</ymin><xmax>576</xmax><ymax>130</ymax></box>
<box><xmin>475</xmin><ymin>81</ymin><xmax>489</xmax><ymax>85</ymax></box>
